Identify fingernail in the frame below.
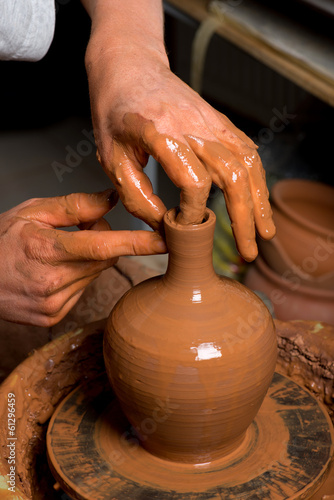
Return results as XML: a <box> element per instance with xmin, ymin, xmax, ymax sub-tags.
<box><xmin>107</xmin><ymin>189</ymin><xmax>119</xmax><ymax>206</ymax></box>
<box><xmin>97</xmin><ymin>188</ymin><xmax>119</xmax><ymax>206</ymax></box>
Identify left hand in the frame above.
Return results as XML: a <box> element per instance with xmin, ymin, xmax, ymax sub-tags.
<box><xmin>0</xmin><ymin>189</ymin><xmax>166</xmax><ymax>326</ymax></box>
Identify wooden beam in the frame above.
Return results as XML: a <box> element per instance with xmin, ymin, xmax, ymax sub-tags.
<box><xmin>165</xmin><ymin>0</ymin><xmax>334</xmax><ymax>107</ymax></box>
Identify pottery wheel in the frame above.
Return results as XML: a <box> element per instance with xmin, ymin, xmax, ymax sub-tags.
<box><xmin>46</xmin><ymin>372</ymin><xmax>333</xmax><ymax>500</ymax></box>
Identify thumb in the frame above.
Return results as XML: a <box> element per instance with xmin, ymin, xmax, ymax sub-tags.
<box><xmin>18</xmin><ymin>189</ymin><xmax>119</xmax><ymax>228</ymax></box>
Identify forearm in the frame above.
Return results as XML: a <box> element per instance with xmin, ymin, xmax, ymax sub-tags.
<box><xmin>82</xmin><ymin>0</ymin><xmax>168</xmax><ymax>65</ymax></box>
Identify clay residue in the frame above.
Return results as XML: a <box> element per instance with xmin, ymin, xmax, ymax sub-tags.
<box><xmin>107</xmin><ymin>112</ymin><xmax>275</xmax><ymax>261</ymax></box>
<box><xmin>275</xmin><ymin>318</ymin><xmax>334</xmax><ymax>420</ymax></box>
<box><xmin>48</xmin><ymin>371</ymin><xmax>333</xmax><ymax>499</ymax></box>
<box><xmin>0</xmin><ymin>320</ymin><xmax>107</xmax><ymax>500</ymax></box>
<box><xmin>172</xmin><ymin>132</ymin><xmax>276</xmax><ymax>262</ymax></box>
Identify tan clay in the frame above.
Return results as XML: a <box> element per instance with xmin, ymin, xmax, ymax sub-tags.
<box><xmin>46</xmin><ymin>370</ymin><xmax>333</xmax><ymax>498</ymax></box>
<box><xmin>1</xmin><ymin>311</ymin><xmax>334</xmax><ymax>498</ymax></box>
<box><xmin>108</xmin><ymin>113</ymin><xmax>276</xmax><ymax>261</ymax></box>
<box><xmin>186</xmin><ymin>135</ymin><xmax>276</xmax><ymax>260</ymax></box>
<box><xmin>104</xmin><ymin>208</ymin><xmax>277</xmax><ymax>463</ymax></box>
<box><xmin>275</xmin><ymin>319</ymin><xmax>334</xmax><ymax>420</ymax></box>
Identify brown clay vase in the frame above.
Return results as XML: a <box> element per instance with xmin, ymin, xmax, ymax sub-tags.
<box><xmin>104</xmin><ymin>208</ymin><xmax>277</xmax><ymax>464</ymax></box>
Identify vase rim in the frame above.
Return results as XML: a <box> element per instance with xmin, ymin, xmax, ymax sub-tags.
<box><xmin>164</xmin><ymin>207</ymin><xmax>216</xmax><ymax>231</ymax></box>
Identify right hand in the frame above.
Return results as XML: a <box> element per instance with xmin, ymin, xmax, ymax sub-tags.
<box><xmin>85</xmin><ymin>38</ymin><xmax>275</xmax><ymax>261</ymax></box>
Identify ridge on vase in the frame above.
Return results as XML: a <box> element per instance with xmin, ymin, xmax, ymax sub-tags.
<box><xmin>104</xmin><ymin>208</ymin><xmax>277</xmax><ymax>464</ymax></box>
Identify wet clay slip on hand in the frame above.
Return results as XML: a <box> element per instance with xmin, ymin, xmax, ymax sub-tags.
<box><xmin>104</xmin><ymin>207</ymin><xmax>278</xmax><ymax>463</ymax></box>
<box><xmin>269</xmin><ymin>178</ymin><xmax>334</xmax><ymax>278</ymax></box>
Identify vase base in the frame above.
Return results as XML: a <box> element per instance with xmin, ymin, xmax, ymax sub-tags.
<box><xmin>47</xmin><ymin>372</ymin><xmax>333</xmax><ymax>500</ymax></box>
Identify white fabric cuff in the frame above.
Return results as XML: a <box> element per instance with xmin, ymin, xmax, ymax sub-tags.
<box><xmin>0</xmin><ymin>0</ymin><xmax>56</xmax><ymax>61</ymax></box>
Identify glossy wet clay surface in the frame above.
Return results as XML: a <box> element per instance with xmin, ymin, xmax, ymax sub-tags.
<box><xmin>46</xmin><ymin>372</ymin><xmax>334</xmax><ymax>499</ymax></box>
<box><xmin>104</xmin><ymin>208</ymin><xmax>277</xmax><ymax>463</ymax></box>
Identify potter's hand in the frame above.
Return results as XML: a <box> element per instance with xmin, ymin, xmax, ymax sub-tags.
<box><xmin>83</xmin><ymin>0</ymin><xmax>275</xmax><ymax>261</ymax></box>
<box><xmin>0</xmin><ymin>190</ymin><xmax>166</xmax><ymax>326</ymax></box>
<box><xmin>86</xmin><ymin>61</ymin><xmax>275</xmax><ymax>262</ymax></box>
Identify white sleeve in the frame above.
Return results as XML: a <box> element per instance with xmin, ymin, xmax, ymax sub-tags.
<box><xmin>0</xmin><ymin>0</ymin><xmax>56</xmax><ymax>61</ymax></box>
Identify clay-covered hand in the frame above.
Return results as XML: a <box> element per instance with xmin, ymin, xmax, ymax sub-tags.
<box><xmin>84</xmin><ymin>2</ymin><xmax>275</xmax><ymax>261</ymax></box>
<box><xmin>0</xmin><ymin>190</ymin><xmax>166</xmax><ymax>326</ymax></box>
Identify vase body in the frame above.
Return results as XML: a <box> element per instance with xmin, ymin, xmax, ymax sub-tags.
<box><xmin>104</xmin><ymin>208</ymin><xmax>277</xmax><ymax>463</ymax></box>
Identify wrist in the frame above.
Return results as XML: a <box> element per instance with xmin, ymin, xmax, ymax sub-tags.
<box><xmin>84</xmin><ymin>0</ymin><xmax>169</xmax><ymax>70</ymax></box>
<box><xmin>85</xmin><ymin>31</ymin><xmax>169</xmax><ymax>76</ymax></box>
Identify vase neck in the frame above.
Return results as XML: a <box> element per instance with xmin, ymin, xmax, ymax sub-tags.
<box><xmin>163</xmin><ymin>208</ymin><xmax>216</xmax><ymax>287</ymax></box>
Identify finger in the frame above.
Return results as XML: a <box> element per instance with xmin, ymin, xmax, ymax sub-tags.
<box><xmin>78</xmin><ymin>217</ymin><xmax>119</xmax><ymax>264</ymax></box>
<box><xmin>17</xmin><ymin>189</ymin><xmax>119</xmax><ymax>227</ymax></box>
<box><xmin>205</xmin><ymin>113</ymin><xmax>275</xmax><ymax>239</ymax></box>
<box><xmin>213</xmin><ymin>136</ymin><xmax>276</xmax><ymax>240</ymax></box>
<box><xmin>33</xmin><ymin>226</ymin><xmax>167</xmax><ymax>261</ymax></box>
<box><xmin>46</xmin><ymin>261</ymin><xmax>118</xmax><ymax>297</ymax></box>
<box><xmin>186</xmin><ymin>136</ymin><xmax>257</xmax><ymax>261</ymax></box>
<box><xmin>102</xmin><ymin>141</ymin><xmax>167</xmax><ymax>230</ymax></box>
<box><xmin>15</xmin><ymin>272</ymin><xmax>98</xmax><ymax>326</ymax></box>
<box><xmin>120</xmin><ymin>113</ymin><xmax>211</xmax><ymax>224</ymax></box>
<box><xmin>242</xmin><ymin>150</ymin><xmax>276</xmax><ymax>240</ymax></box>
<box><xmin>22</xmin><ymin>253</ymin><xmax>117</xmax><ymax>301</ymax></box>
<box><xmin>78</xmin><ymin>217</ymin><xmax>112</xmax><ymax>231</ymax></box>
<box><xmin>47</xmin><ymin>288</ymin><xmax>86</xmax><ymax>326</ymax></box>
<box><xmin>139</xmin><ymin>122</ymin><xmax>211</xmax><ymax>225</ymax></box>
<box><xmin>35</xmin><ymin>276</ymin><xmax>97</xmax><ymax>327</ymax></box>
